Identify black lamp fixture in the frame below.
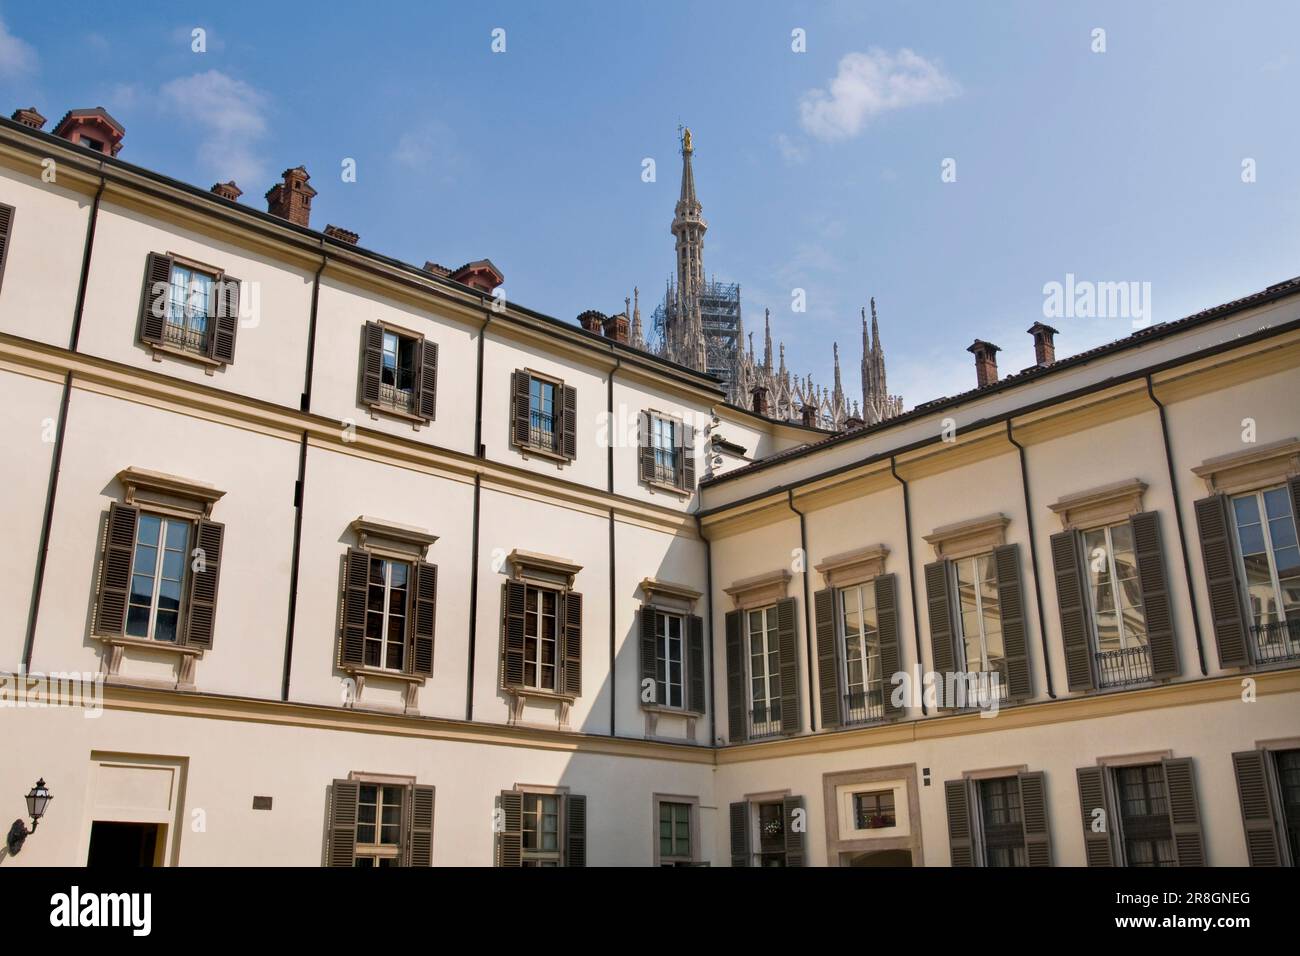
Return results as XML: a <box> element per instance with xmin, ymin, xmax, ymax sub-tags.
<box><xmin>7</xmin><ymin>778</ymin><xmax>52</xmax><ymax>855</ymax></box>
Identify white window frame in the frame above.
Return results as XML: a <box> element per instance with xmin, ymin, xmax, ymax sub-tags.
<box><xmin>520</xmin><ymin>791</ymin><xmax>563</xmax><ymax>866</ymax></box>
<box><xmin>364</xmin><ymin>555</ymin><xmax>410</xmax><ymax>672</ymax></box>
<box><xmin>838</xmin><ymin>582</ymin><xmax>882</xmax><ymax>723</ymax></box>
<box><xmin>949</xmin><ymin>553</ymin><xmax>1002</xmax><ymax>675</ymax></box>
<box><xmin>1081</xmin><ymin>522</ymin><xmax>1147</xmax><ymax>653</ymax></box>
<box><xmin>655</xmin><ymin>609</ymin><xmax>685</xmax><ymax>709</ymax></box>
<box><xmin>522</xmin><ymin>582</ymin><xmax>561</xmax><ymax>692</ymax></box>
<box><xmin>166</xmin><ymin>261</ymin><xmax>213</xmax><ymax>352</ymax></box>
<box><xmin>1230</xmin><ymin>485</ymin><xmax>1300</xmax><ymax>632</ymax></box>
<box><xmin>126</xmin><ymin>512</ymin><xmax>192</xmax><ymax>643</ymax></box>
<box><xmin>746</xmin><ymin>604</ymin><xmax>781</xmax><ymax>736</ymax></box>
<box><xmin>353</xmin><ymin>782</ymin><xmax>405</xmax><ymax>867</ymax></box>
<box><xmin>528</xmin><ymin>375</ymin><xmax>559</xmax><ymax>452</ymax></box>
<box><xmin>657</xmin><ymin>800</ymin><xmax>693</xmax><ymax>864</ymax></box>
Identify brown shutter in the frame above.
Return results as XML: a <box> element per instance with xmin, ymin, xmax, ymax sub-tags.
<box><xmin>1075</xmin><ymin>766</ymin><xmax>1115</xmax><ymax>866</ymax></box>
<box><xmin>1018</xmin><ymin>771</ymin><xmax>1052</xmax><ymax>866</ymax></box>
<box><xmin>562</xmin><ymin>589</ymin><xmax>583</xmax><ymax>696</ymax></box>
<box><xmin>813</xmin><ymin>587</ymin><xmax>841</xmax><ymax>729</ymax></box>
<box><xmin>1161</xmin><ymin>757</ymin><xmax>1206</xmax><ymax>866</ymax></box>
<box><xmin>566</xmin><ymin>793</ymin><xmax>587</xmax><ymax>867</ymax></box>
<box><xmin>729</xmin><ymin>801</ymin><xmax>751</xmax><ymax>867</ymax></box>
<box><xmin>0</xmin><ymin>202</ymin><xmax>15</xmax><ymax>292</ymax></box>
<box><xmin>496</xmin><ymin>790</ymin><xmax>522</xmax><ymax>867</ymax></box>
<box><xmin>924</xmin><ymin>559</ymin><xmax>955</xmax><ymax>676</ymax></box>
<box><xmin>416</xmin><ymin>338</ymin><xmax>438</xmax><ymax>421</ymax></box>
<box><xmin>725</xmin><ymin>610</ymin><xmax>746</xmax><ymax>742</ymax></box>
<box><xmin>1194</xmin><ymin>494</ymin><xmax>1250</xmax><ymax>668</ymax></box>
<box><xmin>1051</xmin><ymin>530</ymin><xmax>1095</xmax><ymax>691</ymax></box>
<box><xmin>209</xmin><ymin>275</ymin><xmax>240</xmax><ymax>364</ymax></box>
<box><xmin>638</xmin><ymin>412</ymin><xmax>655</xmax><ymax>484</ymax></box>
<box><xmin>944</xmin><ymin>780</ymin><xmax>975</xmax><ymax>866</ymax></box>
<box><xmin>1130</xmin><ymin>511</ymin><xmax>1179</xmax><ymax>679</ymax></box>
<box><xmin>94</xmin><ymin>502</ymin><xmax>139</xmax><ymax>636</ymax></box>
<box><xmin>511</xmin><ymin>371</ymin><xmax>531</xmax><ymax>447</ymax></box>
<box><xmin>680</xmin><ymin>422</ymin><xmax>696</xmax><ymax>490</ymax></box>
<box><xmin>639</xmin><ymin>607</ymin><xmax>658</xmax><ymax>704</ymax></box>
<box><xmin>501</xmin><ymin>580</ymin><xmax>526</xmax><ymax>689</ymax></box>
<box><xmin>139</xmin><ymin>253</ymin><xmax>172</xmax><ymax>345</ymax></box>
<box><xmin>183</xmin><ymin>518</ymin><xmax>224</xmax><ymax>650</ymax></box>
<box><xmin>406</xmin><ymin>784</ymin><xmax>435</xmax><ymax>867</ymax></box>
<box><xmin>1290</xmin><ymin>477</ymin><xmax>1300</xmax><ymax>541</ymax></box>
<box><xmin>993</xmin><ymin>544</ymin><xmax>1032</xmax><ymax>700</ymax></box>
<box><xmin>407</xmin><ymin>562</ymin><xmax>436</xmax><ymax>677</ymax></box>
<box><xmin>1231</xmin><ymin>750</ymin><xmax>1283</xmax><ymax>866</ymax></box>
<box><xmin>560</xmin><ymin>383</ymin><xmax>578</xmax><ymax>459</ymax></box>
<box><xmin>339</xmin><ymin>548</ymin><xmax>369</xmax><ymax>667</ymax></box>
<box><xmin>875</xmin><ymin>573</ymin><xmax>904</xmax><ymax>719</ymax></box>
<box><xmin>687</xmin><ymin>614</ymin><xmax>706</xmax><ymax>714</ymax></box>
<box><xmin>776</xmin><ymin>597</ymin><xmax>800</xmax><ymax>734</ymax></box>
<box><xmin>326</xmin><ymin>779</ymin><xmax>359</xmax><ymax>867</ymax></box>
<box><xmin>782</xmin><ymin>795</ymin><xmax>806</xmax><ymax>867</ymax></box>
<box><xmin>359</xmin><ymin>322</ymin><xmax>383</xmax><ymax>405</ymax></box>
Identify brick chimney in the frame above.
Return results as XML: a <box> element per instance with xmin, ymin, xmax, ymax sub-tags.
<box><xmin>801</xmin><ymin>402</ymin><xmax>820</xmax><ymax>427</ymax></box>
<box><xmin>52</xmin><ymin>107</ymin><xmax>124</xmax><ymax>156</ymax></box>
<box><xmin>576</xmin><ymin>310</ymin><xmax>605</xmax><ymax>334</ymax></box>
<box><xmin>11</xmin><ymin>107</ymin><xmax>46</xmax><ymax>130</ymax></box>
<box><xmin>324</xmin><ymin>224</ymin><xmax>359</xmax><ymax>245</ymax></box>
<box><xmin>843</xmin><ymin>415</ymin><xmax>864</xmax><ymax>430</ymax></box>
<box><xmin>211</xmin><ymin>181</ymin><xmax>243</xmax><ymax>202</ymax></box>
<box><xmin>752</xmin><ymin>386</ymin><xmax>768</xmax><ymax>417</ymax></box>
<box><xmin>449</xmin><ymin>259</ymin><xmax>504</xmax><ymax>294</ymax></box>
<box><xmin>1027</xmin><ymin>321</ymin><xmax>1058</xmax><ymax>366</ymax></box>
<box><xmin>265</xmin><ymin>166</ymin><xmax>316</xmax><ymax>228</ymax></box>
<box><xmin>967</xmin><ymin>339</ymin><xmax>1001</xmax><ymax>388</ymax></box>
<box><xmin>602</xmin><ymin>312</ymin><xmax>629</xmax><ymax>344</ymax></box>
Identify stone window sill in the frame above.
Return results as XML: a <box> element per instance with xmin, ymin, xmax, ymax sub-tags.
<box><xmin>148</xmin><ymin>341</ymin><xmax>224</xmax><ymax>375</ymax></box>
<box><xmin>97</xmin><ymin>633</ymin><xmax>203</xmax><ymax>688</ymax></box>
<box><xmin>365</xmin><ymin>399</ymin><xmax>428</xmax><ymax>430</ymax></box>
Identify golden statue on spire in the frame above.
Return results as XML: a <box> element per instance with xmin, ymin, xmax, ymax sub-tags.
<box><xmin>682</xmin><ymin>127</ymin><xmax>693</xmax><ymax>153</ymax></box>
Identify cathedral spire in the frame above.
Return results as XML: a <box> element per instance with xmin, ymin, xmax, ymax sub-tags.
<box><xmin>763</xmin><ymin>308</ymin><xmax>773</xmax><ymax>372</ymax></box>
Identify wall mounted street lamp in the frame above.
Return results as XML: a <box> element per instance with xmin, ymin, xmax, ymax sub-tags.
<box><xmin>6</xmin><ymin>779</ymin><xmax>52</xmax><ymax>855</ymax></box>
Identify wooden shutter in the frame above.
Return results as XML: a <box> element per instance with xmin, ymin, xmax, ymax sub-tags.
<box><xmin>561</xmin><ymin>383</ymin><xmax>578</xmax><ymax>459</ymax></box>
<box><xmin>511</xmin><ymin>371</ymin><xmax>531</xmax><ymax>447</ymax></box>
<box><xmin>687</xmin><ymin>614</ymin><xmax>706</xmax><ymax>714</ymax></box>
<box><xmin>814</xmin><ymin>587</ymin><xmax>841</xmax><ymax>728</ymax></box>
<box><xmin>406</xmin><ymin>785</ymin><xmax>435</xmax><ymax>867</ymax></box>
<box><xmin>944</xmin><ymin>779</ymin><xmax>974</xmax><ymax>866</ymax></box>
<box><xmin>729</xmin><ymin>801</ymin><xmax>751</xmax><ymax>867</ymax></box>
<box><xmin>416</xmin><ymin>339</ymin><xmax>438</xmax><ymax>421</ymax></box>
<box><xmin>782</xmin><ymin>795</ymin><xmax>806</xmax><ymax>867</ymax></box>
<box><xmin>1231</xmin><ymin>750</ymin><xmax>1283</xmax><ymax>866</ymax></box>
<box><xmin>1051</xmin><ymin>530</ymin><xmax>1095</xmax><ymax>691</ymax></box>
<box><xmin>725</xmin><ymin>609</ymin><xmax>746</xmax><ymax>741</ymax></box>
<box><xmin>496</xmin><ymin>790</ymin><xmax>523</xmax><ymax>867</ymax></box>
<box><xmin>638</xmin><ymin>412</ymin><xmax>655</xmax><ymax>484</ymax></box>
<box><xmin>1131</xmin><ymin>511</ymin><xmax>1179</xmax><ymax>679</ymax></box>
<box><xmin>326</xmin><ymin>779</ymin><xmax>359</xmax><ymax>867</ymax></box>
<box><xmin>1018</xmin><ymin>771</ymin><xmax>1052</xmax><ymax>866</ymax></box>
<box><xmin>183</xmin><ymin>518</ymin><xmax>224</xmax><ymax>649</ymax></box>
<box><xmin>566</xmin><ymin>793</ymin><xmax>587</xmax><ymax>867</ymax></box>
<box><xmin>924</xmin><ymin>559</ymin><xmax>955</xmax><ymax>676</ymax></box>
<box><xmin>562</xmin><ymin>589</ymin><xmax>583</xmax><ymax>696</ymax></box>
<box><xmin>94</xmin><ymin>502</ymin><xmax>139</xmax><ymax>636</ymax></box>
<box><xmin>680</xmin><ymin>422</ymin><xmax>696</xmax><ymax>490</ymax></box>
<box><xmin>501</xmin><ymin>580</ymin><xmax>527</xmax><ymax>689</ymax></box>
<box><xmin>339</xmin><ymin>548</ymin><xmax>369</xmax><ymax>667</ymax></box>
<box><xmin>876</xmin><ymin>573</ymin><xmax>904</xmax><ymax>719</ymax></box>
<box><xmin>359</xmin><ymin>322</ymin><xmax>383</xmax><ymax>405</ymax></box>
<box><xmin>1075</xmin><ymin>766</ymin><xmax>1115</xmax><ymax>866</ymax></box>
<box><xmin>1291</xmin><ymin>477</ymin><xmax>1300</xmax><ymax>542</ymax></box>
<box><xmin>408</xmin><ymin>562</ymin><xmax>436</xmax><ymax>677</ymax></box>
<box><xmin>1194</xmin><ymin>494</ymin><xmax>1250</xmax><ymax>668</ymax></box>
<box><xmin>639</xmin><ymin>607</ymin><xmax>658</xmax><ymax>704</ymax></box>
<box><xmin>209</xmin><ymin>275</ymin><xmax>240</xmax><ymax>365</ymax></box>
<box><xmin>0</xmin><ymin>202</ymin><xmax>14</xmax><ymax>292</ymax></box>
<box><xmin>1161</xmin><ymin>757</ymin><xmax>1206</xmax><ymax>866</ymax></box>
<box><xmin>139</xmin><ymin>253</ymin><xmax>173</xmax><ymax>345</ymax></box>
<box><xmin>993</xmin><ymin>544</ymin><xmax>1032</xmax><ymax>700</ymax></box>
<box><xmin>776</xmin><ymin>597</ymin><xmax>800</xmax><ymax>734</ymax></box>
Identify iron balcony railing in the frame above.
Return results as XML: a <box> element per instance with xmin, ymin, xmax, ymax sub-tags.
<box><xmin>529</xmin><ymin>412</ymin><xmax>557</xmax><ymax>452</ymax></box>
<box><xmin>1096</xmin><ymin>643</ymin><xmax>1153</xmax><ymax>688</ymax></box>
<box><xmin>1251</xmin><ymin>618</ymin><xmax>1300</xmax><ymax>664</ymax></box>
<box><xmin>749</xmin><ymin>706</ymin><xmax>782</xmax><ymax>739</ymax></box>
<box><xmin>843</xmin><ymin>689</ymin><xmax>885</xmax><ymax>726</ymax></box>
<box><xmin>163</xmin><ymin>319</ymin><xmax>207</xmax><ymax>354</ymax></box>
<box><xmin>378</xmin><ymin>381</ymin><xmax>415</xmax><ymax>413</ymax></box>
<box><xmin>652</xmin><ymin>456</ymin><xmax>678</xmax><ymax>485</ymax></box>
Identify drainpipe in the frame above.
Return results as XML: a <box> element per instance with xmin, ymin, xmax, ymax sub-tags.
<box><xmin>1146</xmin><ymin>375</ymin><xmax>1208</xmax><ymax>676</ymax></box>
<box><xmin>466</xmin><ymin>312</ymin><xmax>491</xmax><ymax>720</ymax></box>
<box><xmin>889</xmin><ymin>456</ymin><xmax>928</xmax><ymax>716</ymax></box>
<box><xmin>68</xmin><ymin>167</ymin><xmax>106</xmax><ymax>351</ymax></box>
<box><xmin>474</xmin><ymin>313</ymin><xmax>490</xmax><ymax>457</ymax></box>
<box><xmin>786</xmin><ymin>489</ymin><xmax>817</xmax><ymax>731</ymax></box>
<box><xmin>300</xmin><ymin>247</ymin><xmax>327</xmax><ymax>412</ymax></box>
<box><xmin>1004</xmin><ymin>419</ymin><xmax>1057</xmax><ymax>699</ymax></box>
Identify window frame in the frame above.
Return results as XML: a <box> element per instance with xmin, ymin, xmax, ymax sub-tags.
<box><xmin>745</xmin><ymin>604</ymin><xmax>782</xmax><ymax>738</ymax></box>
<box><xmin>363</xmin><ymin>553</ymin><xmax>411</xmax><ymax>673</ymax></box>
<box><xmin>522</xmin><ymin>581</ymin><xmax>562</xmax><ymax>693</ymax></box>
<box><xmin>655</xmin><ymin>799</ymin><xmax>695</xmax><ymax>866</ymax></box>
<box><xmin>837</xmin><ymin>581</ymin><xmax>884</xmax><ymax>725</ymax></box>
<box><xmin>1080</xmin><ymin>520</ymin><xmax>1152</xmax><ymax>687</ymax></box>
<box><xmin>1112</xmin><ymin>763</ymin><xmax>1177</xmax><ymax>868</ymax></box>
<box><xmin>353</xmin><ymin>782</ymin><xmax>405</xmax><ymax>867</ymax></box>
<box><xmin>377</xmin><ymin>327</ymin><xmax>420</xmax><ymax>414</ymax></box>
<box><xmin>654</xmin><ymin>608</ymin><xmax>685</xmax><ymax>710</ymax></box>
<box><xmin>124</xmin><ymin>510</ymin><xmax>193</xmax><ymax>645</ymax></box>
<box><xmin>164</xmin><ymin>260</ymin><xmax>216</xmax><ymax>355</ymax></box>
<box><xmin>974</xmin><ymin>777</ymin><xmax>1028</xmax><ymax>868</ymax></box>
<box><xmin>949</xmin><ymin>551</ymin><xmax>1009</xmax><ymax>700</ymax></box>
<box><xmin>1229</xmin><ymin>485</ymin><xmax>1300</xmax><ymax>638</ymax></box>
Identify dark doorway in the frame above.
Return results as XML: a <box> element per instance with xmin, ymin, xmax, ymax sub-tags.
<box><xmin>87</xmin><ymin>822</ymin><xmax>162</xmax><ymax>866</ymax></box>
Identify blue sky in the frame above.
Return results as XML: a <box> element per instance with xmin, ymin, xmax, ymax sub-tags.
<box><xmin>3</xmin><ymin>1</ymin><xmax>1297</xmax><ymax>406</ymax></box>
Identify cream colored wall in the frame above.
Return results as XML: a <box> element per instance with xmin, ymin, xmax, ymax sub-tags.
<box><xmin>0</xmin><ymin>165</ymin><xmax>88</xmax><ymax>347</ymax></box>
<box><xmin>75</xmin><ymin>200</ymin><xmax>315</xmax><ymax>409</ymax></box>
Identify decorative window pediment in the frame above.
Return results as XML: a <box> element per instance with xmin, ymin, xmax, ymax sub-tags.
<box><xmin>922</xmin><ymin>513</ymin><xmax>1009</xmax><ymax>561</ymax></box>
<box><xmin>506</xmin><ymin>549</ymin><xmax>582</xmax><ymax>588</ymax></box>
<box><xmin>815</xmin><ymin>544</ymin><xmax>889</xmax><ymax>589</ymax></box>
<box><xmin>117</xmin><ymin>466</ymin><xmax>225</xmax><ymax>517</ymax></box>
<box><xmin>350</xmin><ymin>515</ymin><xmax>438</xmax><ymax>560</ymax></box>
<box><xmin>639</xmin><ymin>577</ymin><xmax>702</xmax><ymax>612</ymax></box>
<box><xmin>723</xmin><ymin>569</ymin><xmax>792</xmax><ymax>610</ymax></box>
<box><xmin>1047</xmin><ymin>478</ymin><xmax>1148</xmax><ymax>531</ymax></box>
<box><xmin>1192</xmin><ymin>437</ymin><xmax>1300</xmax><ymax>496</ymax></box>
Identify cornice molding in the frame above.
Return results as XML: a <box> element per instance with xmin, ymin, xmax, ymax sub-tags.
<box><xmin>1191</xmin><ymin>436</ymin><xmax>1300</xmax><ymax>495</ymax></box>
<box><xmin>1047</xmin><ymin>478</ymin><xmax>1148</xmax><ymax>531</ymax></box>
<box><xmin>922</xmin><ymin>512</ymin><xmax>1010</xmax><ymax>560</ymax></box>
<box><xmin>723</xmin><ymin>568</ymin><xmax>793</xmax><ymax>610</ymax></box>
<box><xmin>815</xmin><ymin>544</ymin><xmax>890</xmax><ymax>589</ymax></box>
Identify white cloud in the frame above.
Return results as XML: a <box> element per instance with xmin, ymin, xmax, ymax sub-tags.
<box><xmin>799</xmin><ymin>48</ymin><xmax>959</xmax><ymax>141</ymax></box>
<box><xmin>775</xmin><ymin>133</ymin><xmax>807</xmax><ymax>165</ymax></box>
<box><xmin>160</xmin><ymin>70</ymin><xmax>269</xmax><ymax>185</ymax></box>
<box><xmin>0</xmin><ymin>16</ymin><xmax>39</xmax><ymax>78</ymax></box>
<box><xmin>393</xmin><ymin>122</ymin><xmax>461</xmax><ymax>184</ymax></box>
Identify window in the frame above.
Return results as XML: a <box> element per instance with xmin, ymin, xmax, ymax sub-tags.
<box><xmin>529</xmin><ymin>377</ymin><xmax>558</xmax><ymax>452</ymax></box>
<box><xmin>126</xmin><ymin>513</ymin><xmax>190</xmax><ymax>643</ymax></box>
<box><xmin>654</xmin><ymin>611</ymin><xmax>684</xmax><ymax>708</ymax></box>
<box><xmin>852</xmin><ymin>790</ymin><xmax>896</xmax><ymax>830</ymax></box>
<box><xmin>512</xmin><ymin>371</ymin><xmax>575</xmax><ymax>461</ymax></box>
<box><xmin>364</xmin><ymin>556</ymin><xmax>409</xmax><ymax>671</ymax></box>
<box><xmin>379</xmin><ymin>330</ymin><xmax>418</xmax><ymax>412</ymax></box>
<box><xmin>756</xmin><ymin>801</ymin><xmax>788</xmax><ymax>866</ymax></box>
<box><xmin>496</xmin><ymin>789</ymin><xmax>587</xmax><ymax>867</ymax></box>
<box><xmin>165</xmin><ymin>262</ymin><xmax>213</xmax><ymax>354</ymax></box>
<box><xmin>354</xmin><ymin>784</ymin><xmax>403</xmax><ymax>867</ymax></box>
<box><xmin>658</xmin><ymin>802</ymin><xmax>692</xmax><ymax>865</ymax></box>
<box><xmin>747</xmin><ymin>605</ymin><xmax>782</xmax><ymax>737</ymax></box>
<box><xmin>1082</xmin><ymin>522</ymin><xmax>1151</xmax><ymax>686</ymax></box>
<box><xmin>524</xmin><ymin>584</ymin><xmax>560</xmax><ymax>691</ymax></box>
<box><xmin>1230</xmin><ymin>486</ymin><xmax>1300</xmax><ymax>662</ymax></box>
<box><xmin>522</xmin><ymin>793</ymin><xmax>561</xmax><ymax>866</ymax></box>
<box><xmin>652</xmin><ymin>416</ymin><xmax>678</xmax><ymax>484</ymax></box>
<box><xmin>840</xmin><ymin>583</ymin><xmax>883</xmax><ymax>724</ymax></box>
<box><xmin>1115</xmin><ymin>764</ymin><xmax>1176</xmax><ymax>867</ymax></box>
<box><xmin>978</xmin><ymin>778</ymin><xmax>1027</xmax><ymax>867</ymax></box>
<box><xmin>1277</xmin><ymin>750</ymin><xmax>1300</xmax><ymax>865</ymax></box>
<box><xmin>951</xmin><ymin>553</ymin><xmax>1008</xmax><ymax>699</ymax></box>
